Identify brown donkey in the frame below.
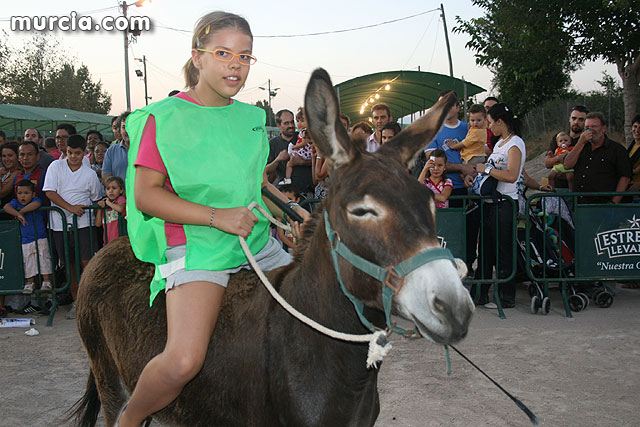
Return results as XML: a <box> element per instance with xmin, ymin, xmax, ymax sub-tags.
<box><xmin>71</xmin><ymin>68</ymin><xmax>474</xmax><ymax>427</ymax></box>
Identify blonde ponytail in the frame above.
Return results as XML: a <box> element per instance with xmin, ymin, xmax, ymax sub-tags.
<box><xmin>183</xmin><ymin>58</ymin><xmax>199</xmax><ymax>89</ymax></box>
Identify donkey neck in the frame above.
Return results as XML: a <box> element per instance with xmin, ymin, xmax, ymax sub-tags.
<box><xmin>265</xmin><ymin>217</ymin><xmax>383</xmax><ymax>424</ymax></box>
<box><xmin>280</xmin><ymin>215</ymin><xmax>386</xmax><ymax>336</ymax></box>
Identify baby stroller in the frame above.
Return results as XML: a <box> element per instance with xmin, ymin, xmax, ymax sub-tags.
<box><xmin>527</xmin><ymin>195</ymin><xmax>614</xmax><ymax>312</ymax></box>
<box><xmin>516</xmin><ymin>205</ymin><xmax>574</xmax><ymax>315</ymax></box>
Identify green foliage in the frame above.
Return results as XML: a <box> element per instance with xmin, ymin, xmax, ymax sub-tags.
<box><xmin>255</xmin><ymin>99</ymin><xmax>276</xmax><ymax>127</ymax></box>
<box><xmin>455</xmin><ymin>0</ymin><xmax>639</xmax><ymax>140</ymax></box>
<box><xmin>0</xmin><ymin>33</ymin><xmax>111</xmax><ymax>114</ymax></box>
<box><xmin>454</xmin><ymin>0</ymin><xmax>578</xmax><ymax>115</ymax></box>
<box><xmin>566</xmin><ymin>0</ymin><xmax>640</xmax><ymax>66</ymax></box>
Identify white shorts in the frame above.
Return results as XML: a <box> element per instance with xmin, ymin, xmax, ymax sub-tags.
<box><xmin>162</xmin><ymin>237</ymin><xmax>292</xmax><ymax>292</ymax></box>
<box><xmin>22</xmin><ymin>238</ymin><xmax>53</xmax><ymax>278</ymax></box>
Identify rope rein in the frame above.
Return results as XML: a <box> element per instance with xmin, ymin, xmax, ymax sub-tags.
<box><xmin>240</xmin><ymin>202</ymin><xmax>391</xmax><ymax>368</ymax></box>
<box><xmin>240</xmin><ymin>202</ymin><xmax>538</xmax><ymax>424</ymax></box>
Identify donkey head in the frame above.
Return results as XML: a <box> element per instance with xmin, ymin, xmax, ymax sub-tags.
<box><xmin>305</xmin><ymin>68</ymin><xmax>474</xmax><ymax>344</ymax></box>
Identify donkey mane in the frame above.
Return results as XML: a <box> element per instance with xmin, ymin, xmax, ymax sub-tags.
<box><xmin>290</xmin><ymin>205</ymin><xmax>324</xmax><ymax>264</ymax></box>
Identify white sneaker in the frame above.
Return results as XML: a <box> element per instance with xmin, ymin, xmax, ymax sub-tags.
<box><xmin>278</xmin><ymin>178</ymin><xmax>292</xmax><ymax>185</ymax></box>
<box><xmin>483</xmin><ymin>302</ymin><xmax>498</xmax><ymax>309</ymax></box>
<box><xmin>41</xmin><ymin>281</ymin><xmax>52</xmax><ymax>292</ymax></box>
<box><xmin>66</xmin><ymin>302</ymin><xmax>76</xmax><ymax>320</ymax></box>
<box><xmin>22</xmin><ymin>282</ymin><xmax>34</xmax><ymax>294</ymax></box>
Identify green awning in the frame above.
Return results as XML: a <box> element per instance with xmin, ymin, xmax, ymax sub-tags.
<box><xmin>334</xmin><ymin>70</ymin><xmax>485</xmax><ymax>124</ymax></box>
<box><xmin>0</xmin><ymin>104</ymin><xmax>115</xmax><ymax>139</ymax></box>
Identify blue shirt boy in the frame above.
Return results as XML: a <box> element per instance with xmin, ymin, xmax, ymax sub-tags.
<box><xmin>425</xmin><ymin>121</ymin><xmax>468</xmax><ymax>189</ymax></box>
<box><xmin>8</xmin><ymin>196</ymin><xmax>47</xmax><ymax>244</ymax></box>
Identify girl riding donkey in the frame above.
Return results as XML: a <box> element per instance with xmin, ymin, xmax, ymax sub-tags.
<box><xmin>115</xmin><ymin>11</ymin><xmax>309</xmax><ymax>426</ymax></box>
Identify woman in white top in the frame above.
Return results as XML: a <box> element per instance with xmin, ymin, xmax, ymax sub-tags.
<box><xmin>473</xmin><ymin>103</ymin><xmax>526</xmax><ymax>309</ymax></box>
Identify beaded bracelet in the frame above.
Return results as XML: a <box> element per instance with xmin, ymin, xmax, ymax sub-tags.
<box><xmin>209</xmin><ymin>207</ymin><xmax>216</xmax><ymax>228</ymax></box>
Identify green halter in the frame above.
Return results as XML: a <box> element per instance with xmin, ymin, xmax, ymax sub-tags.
<box><xmin>324</xmin><ymin>211</ymin><xmax>456</xmax><ymax>337</ymax></box>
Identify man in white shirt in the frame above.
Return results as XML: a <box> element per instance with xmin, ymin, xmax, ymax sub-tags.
<box><xmin>366</xmin><ymin>103</ymin><xmax>392</xmax><ymax>153</ymax></box>
<box><xmin>43</xmin><ymin>134</ymin><xmax>104</xmax><ymax>318</ymax></box>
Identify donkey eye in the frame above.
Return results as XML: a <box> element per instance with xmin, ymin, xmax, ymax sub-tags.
<box><xmin>350</xmin><ymin>208</ymin><xmax>378</xmax><ymax>217</ymax></box>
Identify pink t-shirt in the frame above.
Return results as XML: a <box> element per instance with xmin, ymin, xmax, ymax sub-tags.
<box><xmin>424</xmin><ymin>177</ymin><xmax>453</xmax><ymax>209</ymax></box>
<box><xmin>104</xmin><ymin>195</ymin><xmax>126</xmax><ymax>243</ymax></box>
<box><xmin>134</xmin><ymin>92</ymin><xmax>233</xmax><ymax>246</ymax></box>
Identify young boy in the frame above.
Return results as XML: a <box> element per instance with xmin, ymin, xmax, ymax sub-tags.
<box><xmin>448</xmin><ymin>104</ymin><xmax>488</xmax><ymax>165</ymax></box>
<box><xmin>276</xmin><ymin>183</ymin><xmax>301</xmax><ymax>251</ymax></box>
<box><xmin>2</xmin><ymin>180</ymin><xmax>54</xmax><ymax>294</ymax></box>
<box><xmin>43</xmin><ymin>134</ymin><xmax>104</xmax><ymax>319</ymax></box>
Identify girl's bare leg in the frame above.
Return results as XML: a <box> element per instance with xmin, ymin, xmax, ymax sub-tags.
<box><xmin>118</xmin><ymin>281</ymin><xmax>225</xmax><ymax>426</ymax></box>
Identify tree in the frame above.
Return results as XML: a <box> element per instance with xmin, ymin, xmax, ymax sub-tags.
<box><xmin>455</xmin><ymin>0</ymin><xmax>640</xmax><ymax>141</ymax></box>
<box><xmin>454</xmin><ymin>0</ymin><xmax>578</xmax><ymax>115</ymax></box>
<box><xmin>565</xmin><ymin>0</ymin><xmax>639</xmax><ymax>142</ymax></box>
<box><xmin>255</xmin><ymin>99</ymin><xmax>276</xmax><ymax>127</ymax></box>
<box><xmin>0</xmin><ymin>33</ymin><xmax>111</xmax><ymax>114</ymax></box>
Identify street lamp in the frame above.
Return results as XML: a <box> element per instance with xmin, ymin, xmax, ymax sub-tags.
<box><xmin>121</xmin><ymin>0</ymin><xmax>150</xmax><ymax>111</ymax></box>
<box><xmin>134</xmin><ymin>56</ymin><xmax>151</xmax><ymax>105</ymax></box>
<box><xmin>258</xmin><ymin>79</ymin><xmax>280</xmax><ymax>127</ymax></box>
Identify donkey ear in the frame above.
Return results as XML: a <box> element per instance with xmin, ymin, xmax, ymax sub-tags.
<box><xmin>304</xmin><ymin>68</ymin><xmax>354</xmax><ymax>168</ymax></box>
<box><xmin>377</xmin><ymin>93</ymin><xmax>456</xmax><ymax>168</ymax></box>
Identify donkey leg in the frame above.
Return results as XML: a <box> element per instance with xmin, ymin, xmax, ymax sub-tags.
<box><xmin>88</xmin><ymin>347</ymin><xmax>127</xmax><ymax>427</ymax></box>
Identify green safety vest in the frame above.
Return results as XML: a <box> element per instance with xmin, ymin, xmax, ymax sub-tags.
<box><xmin>125</xmin><ymin>97</ymin><xmax>270</xmax><ymax>305</ymax></box>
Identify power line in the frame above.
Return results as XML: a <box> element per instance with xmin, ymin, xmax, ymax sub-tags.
<box><xmin>254</xmin><ymin>8</ymin><xmax>440</xmax><ymax>38</ymax></box>
<box><xmin>259</xmin><ymin>61</ymin><xmax>355</xmax><ymax>79</ymax></box>
<box><xmin>140</xmin><ymin>8</ymin><xmax>440</xmax><ymax>39</ymax></box>
<box><xmin>428</xmin><ymin>18</ymin><xmax>441</xmax><ymax>71</ymax></box>
<box><xmin>401</xmin><ymin>11</ymin><xmax>437</xmax><ymax>70</ymax></box>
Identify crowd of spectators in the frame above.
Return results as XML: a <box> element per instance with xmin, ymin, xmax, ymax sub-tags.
<box><xmin>267</xmin><ymin>91</ymin><xmax>637</xmax><ymax>306</ymax></box>
<box><xmin>0</xmin><ymin>91</ymin><xmax>638</xmax><ymax>317</ymax></box>
<box><xmin>0</xmin><ymin>113</ymin><xmax>130</xmax><ymax>318</ymax></box>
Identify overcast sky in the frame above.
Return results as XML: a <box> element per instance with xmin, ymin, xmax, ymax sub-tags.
<box><xmin>0</xmin><ymin>0</ymin><xmax>619</xmax><ymax>116</ymax></box>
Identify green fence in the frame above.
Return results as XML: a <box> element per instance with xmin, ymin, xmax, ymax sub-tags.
<box><xmin>1</xmin><ymin>192</ymin><xmax>638</xmax><ymax>324</ymax></box>
<box><xmin>524</xmin><ymin>191</ymin><xmax>640</xmax><ymax>317</ymax></box>
<box><xmin>0</xmin><ymin>204</ymin><xmax>126</xmax><ymax>326</ymax></box>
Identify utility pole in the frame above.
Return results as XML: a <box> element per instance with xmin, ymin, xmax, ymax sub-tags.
<box><xmin>440</xmin><ymin>3</ymin><xmax>454</xmax><ymax>78</ymax></box>
<box><xmin>259</xmin><ymin>79</ymin><xmax>280</xmax><ymax>127</ymax></box>
<box><xmin>135</xmin><ymin>56</ymin><xmax>150</xmax><ymax>105</ymax></box>
<box><xmin>143</xmin><ymin>55</ymin><xmax>149</xmax><ymax>105</ymax></box>
<box><xmin>122</xmin><ymin>1</ymin><xmax>131</xmax><ymax>111</ymax></box>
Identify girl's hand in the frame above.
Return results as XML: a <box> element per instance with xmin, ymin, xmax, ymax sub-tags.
<box><xmin>425</xmin><ymin>158</ymin><xmax>435</xmax><ymax>170</ymax></box>
<box><xmin>97</xmin><ymin>199</ymin><xmax>106</xmax><ymax>208</ymax></box>
<box><xmin>474</xmin><ymin>163</ymin><xmax>486</xmax><ymax>174</ymax></box>
<box><xmin>212</xmin><ymin>207</ymin><xmax>258</xmax><ymax>238</ymax></box>
<box><xmin>290</xmin><ymin>221</ymin><xmax>303</xmax><ymax>241</ymax></box>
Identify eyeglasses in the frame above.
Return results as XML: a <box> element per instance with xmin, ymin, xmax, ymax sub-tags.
<box><xmin>196</xmin><ymin>48</ymin><xmax>257</xmax><ymax>65</ymax></box>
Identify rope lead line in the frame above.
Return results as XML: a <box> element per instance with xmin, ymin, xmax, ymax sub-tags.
<box><xmin>240</xmin><ymin>202</ymin><xmax>538</xmax><ymax>425</ymax></box>
<box><xmin>240</xmin><ymin>202</ymin><xmax>391</xmax><ymax>368</ymax></box>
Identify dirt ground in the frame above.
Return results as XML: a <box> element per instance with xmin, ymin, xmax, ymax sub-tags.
<box><xmin>1</xmin><ymin>284</ymin><xmax>639</xmax><ymax>427</ymax></box>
